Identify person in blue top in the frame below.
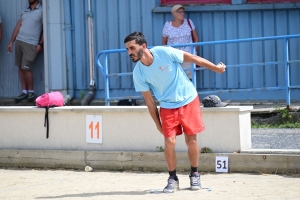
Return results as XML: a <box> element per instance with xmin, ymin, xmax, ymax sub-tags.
<box><xmin>124</xmin><ymin>31</ymin><xmax>226</xmax><ymax>193</ymax></box>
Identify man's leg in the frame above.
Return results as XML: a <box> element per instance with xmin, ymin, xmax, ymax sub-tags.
<box><xmin>160</xmin><ymin>107</ymin><xmax>182</xmax><ymax>193</ymax></box>
<box><xmin>185</xmin><ymin>134</ymin><xmax>201</xmax><ymax>190</ymax></box>
<box><xmin>15</xmin><ymin>41</ymin><xmax>28</xmax><ymax>101</ymax></box>
<box><xmin>163</xmin><ymin>135</ymin><xmax>179</xmax><ymax>193</ymax></box>
<box><xmin>180</xmin><ymin>97</ymin><xmax>204</xmax><ymax>190</ymax></box>
<box><xmin>18</xmin><ymin>67</ymin><xmax>27</xmax><ymax>91</ymax></box>
<box><xmin>16</xmin><ymin>66</ymin><xmax>35</xmax><ymax>102</ymax></box>
<box><xmin>15</xmin><ymin>67</ymin><xmax>28</xmax><ymax>102</ymax></box>
<box><xmin>22</xmin><ymin>41</ymin><xmax>37</xmax><ymax>101</ymax></box>
<box><xmin>24</xmin><ymin>70</ymin><xmax>33</xmax><ymax>91</ymax></box>
<box><xmin>164</xmin><ymin>135</ymin><xmax>177</xmax><ymax>171</ymax></box>
<box><xmin>185</xmin><ymin>134</ymin><xmax>199</xmax><ymax>167</ymax></box>
<box><xmin>24</xmin><ymin>69</ymin><xmax>36</xmax><ymax>101</ymax></box>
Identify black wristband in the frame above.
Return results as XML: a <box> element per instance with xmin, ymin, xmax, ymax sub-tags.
<box><xmin>39</xmin><ymin>43</ymin><xmax>43</xmax><ymax>47</ymax></box>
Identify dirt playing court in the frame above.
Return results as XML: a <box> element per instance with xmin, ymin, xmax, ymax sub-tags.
<box><xmin>0</xmin><ymin>168</ymin><xmax>299</xmax><ymax>200</ymax></box>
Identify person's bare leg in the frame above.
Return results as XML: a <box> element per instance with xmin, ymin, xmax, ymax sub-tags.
<box><xmin>164</xmin><ymin>135</ymin><xmax>177</xmax><ymax>171</ymax></box>
<box><xmin>185</xmin><ymin>134</ymin><xmax>199</xmax><ymax>167</ymax></box>
<box><xmin>163</xmin><ymin>135</ymin><xmax>179</xmax><ymax>193</ymax></box>
<box><xmin>24</xmin><ymin>70</ymin><xmax>33</xmax><ymax>90</ymax></box>
<box><xmin>18</xmin><ymin>67</ymin><xmax>27</xmax><ymax>91</ymax></box>
<box><xmin>185</xmin><ymin>133</ymin><xmax>201</xmax><ymax>190</ymax></box>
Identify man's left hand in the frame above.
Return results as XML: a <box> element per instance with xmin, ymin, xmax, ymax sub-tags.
<box><xmin>36</xmin><ymin>44</ymin><xmax>42</xmax><ymax>52</ymax></box>
<box><xmin>216</xmin><ymin>62</ymin><xmax>226</xmax><ymax>74</ymax></box>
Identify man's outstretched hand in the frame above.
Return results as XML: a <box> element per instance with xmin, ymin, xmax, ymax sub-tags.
<box><xmin>215</xmin><ymin>62</ymin><xmax>226</xmax><ymax>74</ymax></box>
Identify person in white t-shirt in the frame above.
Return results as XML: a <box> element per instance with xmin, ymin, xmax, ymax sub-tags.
<box><xmin>162</xmin><ymin>5</ymin><xmax>199</xmax><ymax>80</ymax></box>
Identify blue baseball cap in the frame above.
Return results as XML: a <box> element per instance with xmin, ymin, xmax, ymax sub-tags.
<box><xmin>202</xmin><ymin>95</ymin><xmax>228</xmax><ymax>107</ymax></box>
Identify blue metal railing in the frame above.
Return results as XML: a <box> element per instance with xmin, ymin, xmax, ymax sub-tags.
<box><xmin>96</xmin><ymin>34</ymin><xmax>300</xmax><ymax>106</ymax></box>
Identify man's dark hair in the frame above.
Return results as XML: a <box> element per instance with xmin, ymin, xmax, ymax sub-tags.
<box><xmin>124</xmin><ymin>31</ymin><xmax>147</xmax><ymax>46</ymax></box>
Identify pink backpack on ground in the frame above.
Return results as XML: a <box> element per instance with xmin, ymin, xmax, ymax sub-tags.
<box><xmin>36</xmin><ymin>91</ymin><xmax>65</xmax><ymax>138</ymax></box>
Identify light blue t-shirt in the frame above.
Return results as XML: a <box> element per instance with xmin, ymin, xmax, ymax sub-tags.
<box><xmin>133</xmin><ymin>46</ymin><xmax>198</xmax><ymax>109</ymax></box>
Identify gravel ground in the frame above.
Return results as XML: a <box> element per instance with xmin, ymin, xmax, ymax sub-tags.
<box><xmin>251</xmin><ymin>128</ymin><xmax>300</xmax><ymax>149</ymax></box>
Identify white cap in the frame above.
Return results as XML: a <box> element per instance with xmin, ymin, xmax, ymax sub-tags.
<box><xmin>171</xmin><ymin>5</ymin><xmax>185</xmax><ymax>13</ymax></box>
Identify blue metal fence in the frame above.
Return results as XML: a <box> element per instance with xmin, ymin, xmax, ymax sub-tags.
<box><xmin>96</xmin><ymin>34</ymin><xmax>300</xmax><ymax>106</ymax></box>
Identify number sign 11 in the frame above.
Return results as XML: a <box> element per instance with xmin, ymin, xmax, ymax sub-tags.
<box><xmin>86</xmin><ymin>115</ymin><xmax>102</xmax><ymax>143</ymax></box>
<box><xmin>215</xmin><ymin>156</ymin><xmax>228</xmax><ymax>173</ymax></box>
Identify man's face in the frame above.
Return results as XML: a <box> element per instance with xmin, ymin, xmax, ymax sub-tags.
<box><xmin>28</xmin><ymin>0</ymin><xmax>38</xmax><ymax>5</ymax></box>
<box><xmin>125</xmin><ymin>40</ymin><xmax>144</xmax><ymax>63</ymax></box>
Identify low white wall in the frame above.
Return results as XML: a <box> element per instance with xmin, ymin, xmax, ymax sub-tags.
<box><xmin>0</xmin><ymin>106</ymin><xmax>253</xmax><ymax>153</ymax></box>
<box><xmin>1</xmin><ymin>150</ymin><xmax>299</xmax><ymax>173</ymax></box>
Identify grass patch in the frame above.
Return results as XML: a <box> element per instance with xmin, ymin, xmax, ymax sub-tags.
<box><xmin>252</xmin><ymin>122</ymin><xmax>300</xmax><ymax>128</ymax></box>
<box><xmin>252</xmin><ymin>108</ymin><xmax>300</xmax><ymax>128</ymax></box>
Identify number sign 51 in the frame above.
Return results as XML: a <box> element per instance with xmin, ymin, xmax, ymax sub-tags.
<box><xmin>215</xmin><ymin>156</ymin><xmax>228</xmax><ymax>173</ymax></box>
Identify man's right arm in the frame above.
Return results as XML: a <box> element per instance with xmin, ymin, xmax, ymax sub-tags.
<box><xmin>141</xmin><ymin>91</ymin><xmax>163</xmax><ymax>135</ymax></box>
<box><xmin>7</xmin><ymin>19</ymin><xmax>22</xmax><ymax>52</ymax></box>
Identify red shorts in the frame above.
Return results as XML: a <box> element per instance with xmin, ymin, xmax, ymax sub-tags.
<box><xmin>160</xmin><ymin>97</ymin><xmax>205</xmax><ymax>138</ymax></box>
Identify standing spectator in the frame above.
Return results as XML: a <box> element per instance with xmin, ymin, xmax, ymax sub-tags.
<box><xmin>162</xmin><ymin>5</ymin><xmax>199</xmax><ymax>80</ymax></box>
<box><xmin>124</xmin><ymin>31</ymin><xmax>226</xmax><ymax>193</ymax></box>
<box><xmin>0</xmin><ymin>14</ymin><xmax>2</xmax><ymax>43</ymax></box>
<box><xmin>7</xmin><ymin>0</ymin><xmax>43</xmax><ymax>102</ymax></box>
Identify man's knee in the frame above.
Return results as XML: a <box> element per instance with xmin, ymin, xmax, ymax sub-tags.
<box><xmin>165</xmin><ymin>136</ymin><xmax>176</xmax><ymax>148</ymax></box>
<box><xmin>185</xmin><ymin>135</ymin><xmax>198</xmax><ymax>147</ymax></box>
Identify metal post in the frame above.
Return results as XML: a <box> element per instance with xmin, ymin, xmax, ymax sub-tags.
<box><xmin>87</xmin><ymin>0</ymin><xmax>94</xmax><ymax>86</ymax></box>
<box><xmin>104</xmin><ymin>53</ymin><xmax>110</xmax><ymax>106</ymax></box>
<box><xmin>284</xmin><ymin>38</ymin><xmax>290</xmax><ymax>108</ymax></box>
<box><xmin>81</xmin><ymin>0</ymin><xmax>96</xmax><ymax>105</ymax></box>
<box><xmin>191</xmin><ymin>45</ymin><xmax>197</xmax><ymax>86</ymax></box>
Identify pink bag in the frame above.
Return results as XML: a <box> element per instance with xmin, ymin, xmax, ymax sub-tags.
<box><xmin>36</xmin><ymin>91</ymin><xmax>64</xmax><ymax>107</ymax></box>
<box><xmin>36</xmin><ymin>92</ymin><xmax>64</xmax><ymax>138</ymax></box>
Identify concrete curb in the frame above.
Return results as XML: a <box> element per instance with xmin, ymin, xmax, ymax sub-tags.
<box><xmin>0</xmin><ymin>150</ymin><xmax>299</xmax><ymax>174</ymax></box>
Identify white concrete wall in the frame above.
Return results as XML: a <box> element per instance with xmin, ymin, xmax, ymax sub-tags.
<box><xmin>0</xmin><ymin>106</ymin><xmax>253</xmax><ymax>153</ymax></box>
<box><xmin>199</xmin><ymin>107</ymin><xmax>252</xmax><ymax>152</ymax></box>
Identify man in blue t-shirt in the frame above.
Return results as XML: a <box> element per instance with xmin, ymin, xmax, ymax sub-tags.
<box><xmin>124</xmin><ymin>31</ymin><xmax>226</xmax><ymax>193</ymax></box>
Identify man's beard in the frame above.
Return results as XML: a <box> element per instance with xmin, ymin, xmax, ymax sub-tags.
<box><xmin>130</xmin><ymin>48</ymin><xmax>143</xmax><ymax>63</ymax></box>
